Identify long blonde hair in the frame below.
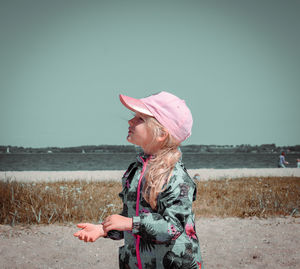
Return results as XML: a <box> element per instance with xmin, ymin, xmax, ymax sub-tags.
<box><xmin>142</xmin><ymin>116</ymin><xmax>181</xmax><ymax>210</ymax></box>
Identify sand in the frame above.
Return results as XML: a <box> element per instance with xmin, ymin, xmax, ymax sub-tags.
<box><xmin>1</xmin><ymin>168</ymin><xmax>300</xmax><ymax>182</ymax></box>
<box><xmin>0</xmin><ymin>217</ymin><xmax>299</xmax><ymax>269</ymax></box>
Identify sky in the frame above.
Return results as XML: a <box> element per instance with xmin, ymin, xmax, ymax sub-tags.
<box><xmin>0</xmin><ymin>0</ymin><xmax>299</xmax><ymax>147</ymax></box>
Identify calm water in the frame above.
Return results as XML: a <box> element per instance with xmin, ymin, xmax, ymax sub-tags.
<box><xmin>1</xmin><ymin>153</ymin><xmax>299</xmax><ymax>171</ymax></box>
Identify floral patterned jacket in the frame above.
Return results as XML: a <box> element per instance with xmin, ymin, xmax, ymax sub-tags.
<box><xmin>107</xmin><ymin>153</ymin><xmax>203</xmax><ymax>269</ymax></box>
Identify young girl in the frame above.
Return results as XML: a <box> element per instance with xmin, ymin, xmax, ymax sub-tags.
<box><xmin>74</xmin><ymin>91</ymin><xmax>203</xmax><ymax>268</ymax></box>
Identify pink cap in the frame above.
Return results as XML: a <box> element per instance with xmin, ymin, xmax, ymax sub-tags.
<box><xmin>119</xmin><ymin>91</ymin><xmax>193</xmax><ymax>142</ymax></box>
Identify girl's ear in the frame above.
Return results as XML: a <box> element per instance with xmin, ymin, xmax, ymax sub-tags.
<box><xmin>157</xmin><ymin>129</ymin><xmax>169</xmax><ymax>142</ymax></box>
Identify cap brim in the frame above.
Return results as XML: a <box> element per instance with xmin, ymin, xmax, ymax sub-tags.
<box><xmin>119</xmin><ymin>94</ymin><xmax>153</xmax><ymax>116</ymax></box>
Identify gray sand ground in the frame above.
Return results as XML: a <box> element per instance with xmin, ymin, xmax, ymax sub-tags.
<box><xmin>1</xmin><ymin>217</ymin><xmax>299</xmax><ymax>269</ymax></box>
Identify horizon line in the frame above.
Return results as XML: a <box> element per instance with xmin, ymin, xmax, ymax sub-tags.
<box><xmin>1</xmin><ymin>143</ymin><xmax>298</xmax><ymax>148</ymax></box>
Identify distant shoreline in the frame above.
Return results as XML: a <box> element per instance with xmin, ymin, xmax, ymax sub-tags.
<box><xmin>1</xmin><ymin>152</ymin><xmax>300</xmax><ymax>154</ymax></box>
<box><xmin>1</xmin><ymin>144</ymin><xmax>299</xmax><ymax>155</ymax></box>
<box><xmin>1</xmin><ymin>168</ymin><xmax>299</xmax><ymax>182</ymax></box>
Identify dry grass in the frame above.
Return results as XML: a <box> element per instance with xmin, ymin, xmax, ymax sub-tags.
<box><xmin>0</xmin><ymin>180</ymin><xmax>122</xmax><ymax>225</ymax></box>
<box><xmin>194</xmin><ymin>177</ymin><xmax>300</xmax><ymax>218</ymax></box>
<box><xmin>1</xmin><ymin>177</ymin><xmax>299</xmax><ymax>225</ymax></box>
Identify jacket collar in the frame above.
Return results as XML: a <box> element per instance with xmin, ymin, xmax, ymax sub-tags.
<box><xmin>136</xmin><ymin>152</ymin><xmax>152</xmax><ymax>164</ymax></box>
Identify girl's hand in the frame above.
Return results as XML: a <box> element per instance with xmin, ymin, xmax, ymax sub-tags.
<box><xmin>102</xmin><ymin>215</ymin><xmax>133</xmax><ymax>233</ymax></box>
<box><xmin>73</xmin><ymin>223</ymin><xmax>107</xmax><ymax>242</ymax></box>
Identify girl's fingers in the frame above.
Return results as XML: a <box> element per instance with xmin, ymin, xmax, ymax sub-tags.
<box><xmin>102</xmin><ymin>223</ymin><xmax>108</xmax><ymax>231</ymax></box>
<box><xmin>73</xmin><ymin>231</ymin><xmax>80</xmax><ymax>237</ymax></box>
<box><xmin>103</xmin><ymin>223</ymin><xmax>113</xmax><ymax>232</ymax></box>
<box><xmin>103</xmin><ymin>216</ymin><xmax>110</xmax><ymax>224</ymax></box>
<box><xmin>102</xmin><ymin>223</ymin><xmax>107</xmax><ymax>230</ymax></box>
<box><xmin>79</xmin><ymin>232</ymin><xmax>85</xmax><ymax>240</ymax></box>
<box><xmin>74</xmin><ymin>230</ymin><xmax>84</xmax><ymax>237</ymax></box>
<box><xmin>84</xmin><ymin>235</ymin><xmax>89</xmax><ymax>242</ymax></box>
<box><xmin>103</xmin><ymin>219</ymin><xmax>112</xmax><ymax>227</ymax></box>
<box><xmin>77</xmin><ymin>223</ymin><xmax>88</xmax><ymax>229</ymax></box>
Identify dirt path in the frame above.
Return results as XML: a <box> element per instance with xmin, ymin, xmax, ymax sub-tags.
<box><xmin>1</xmin><ymin>217</ymin><xmax>299</xmax><ymax>269</ymax></box>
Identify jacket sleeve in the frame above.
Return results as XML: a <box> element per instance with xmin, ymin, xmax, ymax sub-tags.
<box><xmin>105</xmin><ymin>189</ymin><xmax>126</xmax><ymax>240</ymax></box>
<box><xmin>105</xmin><ymin>170</ymin><xmax>129</xmax><ymax>240</ymax></box>
<box><xmin>131</xmin><ymin>171</ymin><xmax>196</xmax><ymax>243</ymax></box>
<box><xmin>106</xmin><ymin>162</ymin><xmax>137</xmax><ymax>241</ymax></box>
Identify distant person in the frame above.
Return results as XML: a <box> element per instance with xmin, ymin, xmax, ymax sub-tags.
<box><xmin>73</xmin><ymin>92</ymin><xmax>203</xmax><ymax>268</ymax></box>
<box><xmin>297</xmin><ymin>159</ymin><xmax>300</xmax><ymax>168</ymax></box>
<box><xmin>193</xmin><ymin>173</ymin><xmax>201</xmax><ymax>181</ymax></box>
<box><xmin>278</xmin><ymin>152</ymin><xmax>289</xmax><ymax>168</ymax></box>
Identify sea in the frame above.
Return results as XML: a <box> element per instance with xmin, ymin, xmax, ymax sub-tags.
<box><xmin>1</xmin><ymin>152</ymin><xmax>299</xmax><ymax>171</ymax></box>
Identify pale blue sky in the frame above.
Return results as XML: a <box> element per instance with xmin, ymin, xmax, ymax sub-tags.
<box><xmin>0</xmin><ymin>0</ymin><xmax>299</xmax><ymax>147</ymax></box>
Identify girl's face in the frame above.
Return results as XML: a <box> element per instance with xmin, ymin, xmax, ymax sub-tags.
<box><xmin>127</xmin><ymin>113</ymin><xmax>154</xmax><ymax>152</ymax></box>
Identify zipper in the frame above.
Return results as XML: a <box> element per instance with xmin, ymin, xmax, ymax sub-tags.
<box><xmin>135</xmin><ymin>156</ymin><xmax>149</xmax><ymax>269</ymax></box>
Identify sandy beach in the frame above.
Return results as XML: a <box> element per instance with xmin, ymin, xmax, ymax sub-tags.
<box><xmin>1</xmin><ymin>168</ymin><xmax>300</xmax><ymax>182</ymax></box>
<box><xmin>1</xmin><ymin>217</ymin><xmax>299</xmax><ymax>269</ymax></box>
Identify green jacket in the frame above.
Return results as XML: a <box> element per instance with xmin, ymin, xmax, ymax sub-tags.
<box><xmin>107</xmin><ymin>153</ymin><xmax>203</xmax><ymax>269</ymax></box>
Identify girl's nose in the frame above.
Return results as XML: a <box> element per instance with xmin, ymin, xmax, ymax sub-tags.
<box><xmin>128</xmin><ymin>118</ymin><xmax>134</xmax><ymax>126</ymax></box>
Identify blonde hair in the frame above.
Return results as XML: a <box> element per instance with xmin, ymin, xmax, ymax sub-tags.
<box><xmin>142</xmin><ymin>116</ymin><xmax>181</xmax><ymax>210</ymax></box>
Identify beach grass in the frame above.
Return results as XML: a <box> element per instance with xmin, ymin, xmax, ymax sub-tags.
<box><xmin>194</xmin><ymin>177</ymin><xmax>300</xmax><ymax>218</ymax></box>
<box><xmin>1</xmin><ymin>177</ymin><xmax>299</xmax><ymax>225</ymax></box>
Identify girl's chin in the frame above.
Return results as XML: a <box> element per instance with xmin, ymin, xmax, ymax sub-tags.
<box><xmin>127</xmin><ymin>136</ymin><xmax>135</xmax><ymax>144</ymax></box>
<box><xmin>127</xmin><ymin>137</ymin><xmax>141</xmax><ymax>147</ymax></box>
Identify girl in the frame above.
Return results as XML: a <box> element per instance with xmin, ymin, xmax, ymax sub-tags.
<box><xmin>74</xmin><ymin>91</ymin><xmax>203</xmax><ymax>268</ymax></box>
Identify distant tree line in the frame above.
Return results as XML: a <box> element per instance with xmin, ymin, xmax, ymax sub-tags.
<box><xmin>1</xmin><ymin>144</ymin><xmax>299</xmax><ymax>154</ymax></box>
